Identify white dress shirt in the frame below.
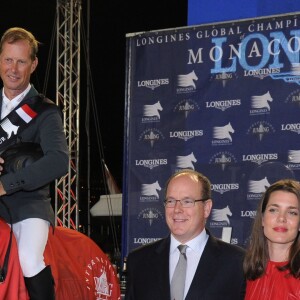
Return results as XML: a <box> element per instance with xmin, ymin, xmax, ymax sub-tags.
<box><xmin>169</xmin><ymin>229</ymin><xmax>209</xmax><ymax>299</ymax></box>
<box><xmin>1</xmin><ymin>84</ymin><xmax>31</xmax><ymax>119</ymax></box>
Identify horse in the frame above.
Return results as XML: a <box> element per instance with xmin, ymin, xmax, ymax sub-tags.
<box><xmin>211</xmin><ymin>205</ymin><xmax>232</xmax><ymax>224</ymax></box>
<box><xmin>251</xmin><ymin>91</ymin><xmax>273</xmax><ymax>110</ymax></box>
<box><xmin>141</xmin><ymin>180</ymin><xmax>162</xmax><ymax>198</ymax></box>
<box><xmin>177</xmin><ymin>70</ymin><xmax>198</xmax><ymax>88</ymax></box>
<box><xmin>0</xmin><ymin>220</ymin><xmax>121</xmax><ymax>300</ymax></box>
<box><xmin>213</xmin><ymin>122</ymin><xmax>235</xmax><ymax>142</ymax></box>
<box><xmin>248</xmin><ymin>176</ymin><xmax>270</xmax><ymax>193</ymax></box>
<box><xmin>176</xmin><ymin>152</ymin><xmax>197</xmax><ymax>170</ymax></box>
<box><xmin>143</xmin><ymin>101</ymin><xmax>163</xmax><ymax>118</ymax></box>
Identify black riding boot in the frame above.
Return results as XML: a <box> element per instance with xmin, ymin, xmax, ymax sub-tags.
<box><xmin>24</xmin><ymin>265</ymin><xmax>55</xmax><ymax>300</ymax></box>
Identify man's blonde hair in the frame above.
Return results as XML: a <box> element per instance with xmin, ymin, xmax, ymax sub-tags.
<box><xmin>0</xmin><ymin>27</ymin><xmax>39</xmax><ymax>61</ymax></box>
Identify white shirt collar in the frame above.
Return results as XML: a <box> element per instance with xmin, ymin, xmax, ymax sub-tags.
<box><xmin>2</xmin><ymin>84</ymin><xmax>31</xmax><ymax>105</ymax></box>
<box><xmin>170</xmin><ymin>228</ymin><xmax>208</xmax><ymax>254</ymax></box>
<box><xmin>1</xmin><ymin>84</ymin><xmax>31</xmax><ymax>119</ymax></box>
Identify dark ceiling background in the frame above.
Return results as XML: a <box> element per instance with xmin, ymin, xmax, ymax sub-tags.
<box><xmin>87</xmin><ymin>0</ymin><xmax>188</xmax><ymax>188</ymax></box>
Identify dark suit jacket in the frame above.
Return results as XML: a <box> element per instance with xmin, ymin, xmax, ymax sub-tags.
<box><xmin>125</xmin><ymin>230</ymin><xmax>246</xmax><ymax>300</ymax></box>
<box><xmin>0</xmin><ymin>86</ymin><xmax>69</xmax><ymax>224</ymax></box>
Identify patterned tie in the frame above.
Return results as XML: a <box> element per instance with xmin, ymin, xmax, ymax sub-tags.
<box><xmin>171</xmin><ymin>244</ymin><xmax>188</xmax><ymax>300</ymax></box>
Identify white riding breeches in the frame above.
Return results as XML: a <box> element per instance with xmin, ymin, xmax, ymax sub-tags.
<box><xmin>12</xmin><ymin>218</ymin><xmax>49</xmax><ymax>277</ymax></box>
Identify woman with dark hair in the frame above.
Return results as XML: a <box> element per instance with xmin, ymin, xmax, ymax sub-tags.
<box><xmin>244</xmin><ymin>179</ymin><xmax>300</xmax><ymax>299</ymax></box>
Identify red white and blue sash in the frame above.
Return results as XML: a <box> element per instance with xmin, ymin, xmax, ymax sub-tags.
<box><xmin>0</xmin><ymin>94</ymin><xmax>55</xmax><ymax>152</ymax></box>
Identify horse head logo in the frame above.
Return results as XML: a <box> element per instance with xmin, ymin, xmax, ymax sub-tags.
<box><xmin>177</xmin><ymin>70</ymin><xmax>198</xmax><ymax>89</ymax></box>
<box><xmin>213</xmin><ymin>122</ymin><xmax>234</xmax><ymax>142</ymax></box>
<box><xmin>251</xmin><ymin>91</ymin><xmax>273</xmax><ymax>110</ymax></box>
<box><xmin>0</xmin><ymin>119</ymin><xmax>19</xmax><ymax>139</ymax></box>
<box><xmin>211</xmin><ymin>205</ymin><xmax>232</xmax><ymax>224</ymax></box>
<box><xmin>288</xmin><ymin>150</ymin><xmax>300</xmax><ymax>163</ymax></box>
<box><xmin>141</xmin><ymin>181</ymin><xmax>161</xmax><ymax>198</ymax></box>
<box><xmin>248</xmin><ymin>177</ymin><xmax>270</xmax><ymax>193</ymax></box>
<box><xmin>176</xmin><ymin>152</ymin><xmax>197</xmax><ymax>170</ymax></box>
<box><xmin>143</xmin><ymin>101</ymin><xmax>163</xmax><ymax>118</ymax></box>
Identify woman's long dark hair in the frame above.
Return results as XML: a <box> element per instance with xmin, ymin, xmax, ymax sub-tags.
<box><xmin>243</xmin><ymin>179</ymin><xmax>300</xmax><ymax>280</ymax></box>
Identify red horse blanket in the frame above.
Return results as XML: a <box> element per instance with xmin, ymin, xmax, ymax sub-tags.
<box><xmin>0</xmin><ymin>220</ymin><xmax>28</xmax><ymax>300</ymax></box>
<box><xmin>0</xmin><ymin>220</ymin><xmax>121</xmax><ymax>300</ymax></box>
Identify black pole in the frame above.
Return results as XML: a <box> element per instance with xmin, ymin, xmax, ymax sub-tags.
<box><xmin>86</xmin><ymin>0</ymin><xmax>91</xmax><ymax>237</ymax></box>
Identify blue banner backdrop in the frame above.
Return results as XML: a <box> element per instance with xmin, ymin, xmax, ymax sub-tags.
<box><xmin>122</xmin><ymin>12</ymin><xmax>300</xmax><ymax>256</ymax></box>
<box><xmin>188</xmin><ymin>0</ymin><xmax>300</xmax><ymax>25</ymax></box>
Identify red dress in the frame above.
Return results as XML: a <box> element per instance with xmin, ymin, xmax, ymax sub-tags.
<box><xmin>245</xmin><ymin>261</ymin><xmax>300</xmax><ymax>300</ymax></box>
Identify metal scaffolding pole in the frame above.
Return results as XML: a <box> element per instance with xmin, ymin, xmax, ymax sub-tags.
<box><xmin>55</xmin><ymin>0</ymin><xmax>81</xmax><ymax>229</ymax></box>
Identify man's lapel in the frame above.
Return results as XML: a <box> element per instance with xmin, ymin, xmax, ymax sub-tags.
<box><xmin>186</xmin><ymin>234</ymin><xmax>220</xmax><ymax>299</ymax></box>
<box><xmin>155</xmin><ymin>236</ymin><xmax>172</xmax><ymax>298</ymax></box>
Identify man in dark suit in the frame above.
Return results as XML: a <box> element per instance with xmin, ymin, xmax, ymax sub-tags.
<box><xmin>0</xmin><ymin>27</ymin><xmax>69</xmax><ymax>299</ymax></box>
<box><xmin>125</xmin><ymin>169</ymin><xmax>246</xmax><ymax>300</ymax></box>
